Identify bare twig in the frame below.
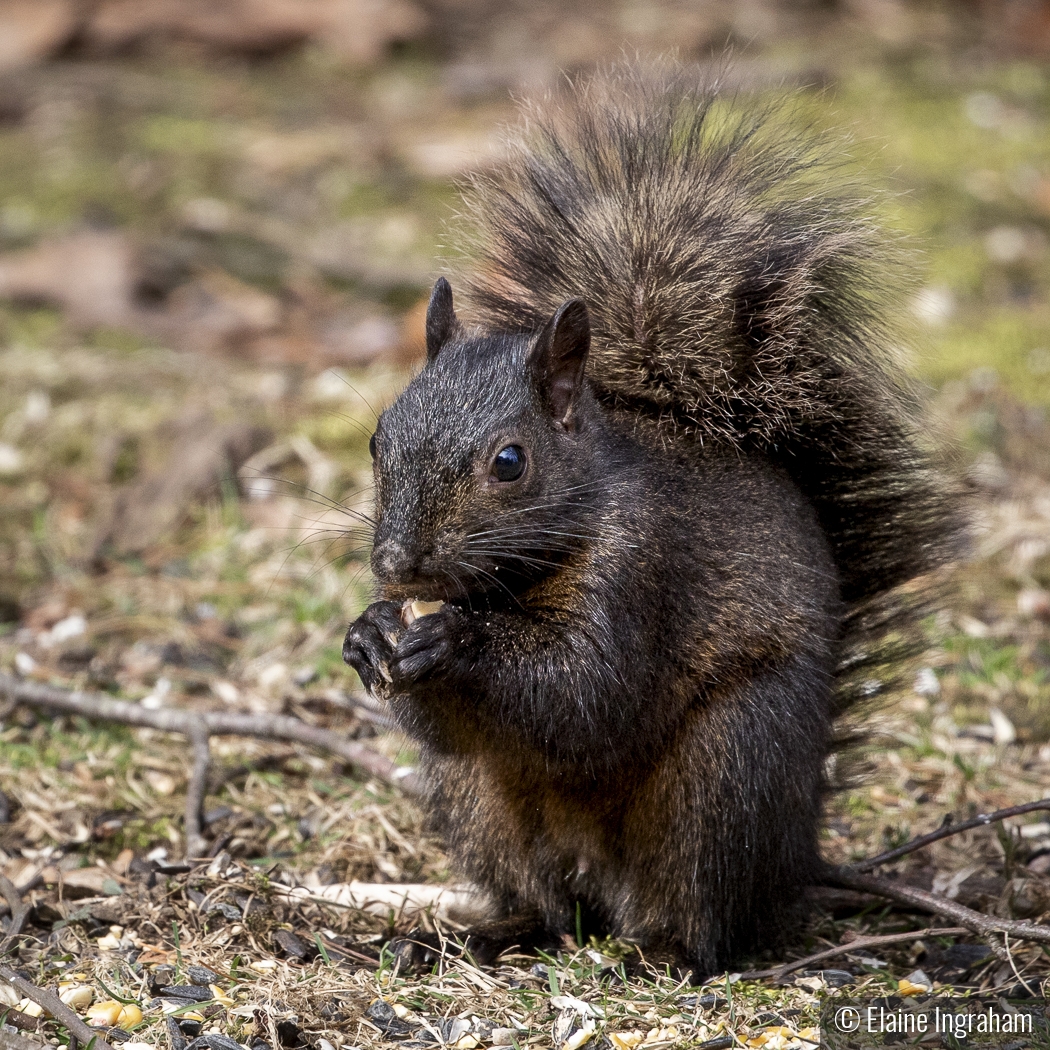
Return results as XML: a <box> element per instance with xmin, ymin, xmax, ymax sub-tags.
<box><xmin>0</xmin><ymin>966</ymin><xmax>114</xmax><ymax>1050</ymax></box>
<box><xmin>350</xmin><ymin>702</ymin><xmax>397</xmax><ymax>731</ymax></box>
<box><xmin>0</xmin><ymin>673</ymin><xmax>419</xmax><ymax>795</ymax></box>
<box><xmin>185</xmin><ymin>725</ymin><xmax>211</xmax><ymax>860</ymax></box>
<box><xmin>737</xmin><ymin>926</ymin><xmax>970</xmax><ymax>981</ymax></box>
<box><xmin>0</xmin><ymin>875</ymin><xmax>30</xmax><ymax>955</ymax></box>
<box><xmin>855</xmin><ymin>799</ymin><xmax>1050</xmax><ymax>871</ymax></box>
<box><xmin>275</xmin><ymin>881</ymin><xmax>491</xmax><ymax>924</ymax></box>
<box><xmin>349</xmin><ymin>689</ymin><xmax>387</xmax><ymax>715</ymax></box>
<box><xmin>0</xmin><ymin>1010</ymin><xmax>39</xmax><ymax>1033</ymax></box>
<box><xmin>826</xmin><ymin>866</ymin><xmax>1050</xmax><ymax>955</ymax></box>
<box><xmin>302</xmin><ymin>689</ymin><xmax>396</xmax><ymax>731</ymax></box>
<box><xmin>349</xmin><ymin>689</ymin><xmax>397</xmax><ymax>722</ymax></box>
<box><xmin>316</xmin><ymin>934</ymin><xmax>381</xmax><ymax>969</ymax></box>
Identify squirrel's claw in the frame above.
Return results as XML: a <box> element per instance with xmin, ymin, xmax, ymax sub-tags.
<box><xmin>389</xmin><ymin>608</ymin><xmax>460</xmax><ymax>687</ymax></box>
<box><xmin>342</xmin><ymin>600</ymin><xmax>403</xmax><ymax>693</ymax></box>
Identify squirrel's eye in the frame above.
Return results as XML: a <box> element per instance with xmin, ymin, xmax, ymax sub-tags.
<box><xmin>368</xmin><ymin>433</ymin><xmax>377</xmax><ymax>460</ymax></box>
<box><xmin>491</xmin><ymin>444</ymin><xmax>526</xmax><ymax>482</ymax></box>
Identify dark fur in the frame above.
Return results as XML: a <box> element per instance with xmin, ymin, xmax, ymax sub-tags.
<box><xmin>343</xmin><ymin>66</ymin><xmax>958</xmax><ymax>973</ymax></box>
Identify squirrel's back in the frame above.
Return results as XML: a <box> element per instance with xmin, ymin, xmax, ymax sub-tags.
<box><xmin>463</xmin><ymin>64</ymin><xmax>958</xmax><ymax>706</ymax></box>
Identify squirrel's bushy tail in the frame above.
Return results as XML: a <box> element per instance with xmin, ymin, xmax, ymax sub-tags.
<box><xmin>461</xmin><ymin>63</ymin><xmax>960</xmax><ymax>712</ymax></box>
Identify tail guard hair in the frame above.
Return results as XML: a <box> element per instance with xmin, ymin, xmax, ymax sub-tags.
<box><xmin>461</xmin><ymin>63</ymin><xmax>962</xmax><ymax>713</ymax></box>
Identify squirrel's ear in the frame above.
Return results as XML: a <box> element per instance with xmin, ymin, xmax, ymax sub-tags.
<box><xmin>529</xmin><ymin>299</ymin><xmax>590</xmax><ymax>428</ymax></box>
<box><xmin>425</xmin><ymin>277</ymin><xmax>458</xmax><ymax>361</ymax></box>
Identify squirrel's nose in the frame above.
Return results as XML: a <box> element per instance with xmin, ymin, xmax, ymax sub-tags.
<box><xmin>372</xmin><ymin>540</ymin><xmax>416</xmax><ymax>582</ymax></box>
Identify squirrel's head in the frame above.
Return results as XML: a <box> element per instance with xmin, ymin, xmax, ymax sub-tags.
<box><xmin>368</xmin><ymin>277</ymin><xmax>596</xmax><ymax>603</ymax></box>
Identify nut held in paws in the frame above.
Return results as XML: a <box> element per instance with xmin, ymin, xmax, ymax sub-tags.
<box><xmin>401</xmin><ymin>599</ymin><xmax>445</xmax><ymax>626</ymax></box>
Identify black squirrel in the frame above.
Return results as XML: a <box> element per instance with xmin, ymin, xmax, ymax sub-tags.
<box><xmin>342</xmin><ymin>65</ymin><xmax>957</xmax><ymax>973</ymax></box>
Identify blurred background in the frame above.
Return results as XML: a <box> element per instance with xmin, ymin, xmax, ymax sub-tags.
<box><xmin>3</xmin><ymin>0</ymin><xmax>1050</xmax><ymax>881</ymax></box>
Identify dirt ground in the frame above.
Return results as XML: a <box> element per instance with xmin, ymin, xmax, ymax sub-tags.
<box><xmin>3</xmin><ymin>1</ymin><xmax>1050</xmax><ymax>1048</ymax></box>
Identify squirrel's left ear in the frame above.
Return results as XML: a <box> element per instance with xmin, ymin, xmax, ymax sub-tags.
<box><xmin>529</xmin><ymin>299</ymin><xmax>590</xmax><ymax>429</ymax></box>
<box><xmin>425</xmin><ymin>277</ymin><xmax>459</xmax><ymax>361</ymax></box>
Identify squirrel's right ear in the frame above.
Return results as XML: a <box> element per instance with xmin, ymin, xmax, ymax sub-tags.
<box><xmin>425</xmin><ymin>277</ymin><xmax>459</xmax><ymax>361</ymax></box>
<box><xmin>529</xmin><ymin>299</ymin><xmax>590</xmax><ymax>430</ymax></box>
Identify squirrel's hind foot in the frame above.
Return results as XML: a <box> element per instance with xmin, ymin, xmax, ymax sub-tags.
<box><xmin>387</xmin><ymin>912</ymin><xmax>553</xmax><ymax>971</ymax></box>
<box><xmin>617</xmin><ymin>943</ymin><xmax>703</xmax><ymax>986</ymax></box>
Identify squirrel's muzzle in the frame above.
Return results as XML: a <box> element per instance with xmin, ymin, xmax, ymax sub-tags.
<box><xmin>371</xmin><ymin>539</ymin><xmax>418</xmax><ymax>584</ymax></box>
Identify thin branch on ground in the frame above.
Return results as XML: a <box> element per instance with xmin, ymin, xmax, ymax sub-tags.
<box><xmin>276</xmin><ymin>880</ymin><xmax>490</xmax><ymax>925</ymax></box>
<box><xmin>316</xmin><ymin>934</ymin><xmax>381</xmax><ymax>969</ymax></box>
<box><xmin>0</xmin><ymin>875</ymin><xmax>30</xmax><ymax>955</ymax></box>
<box><xmin>307</xmin><ymin>689</ymin><xmax>396</xmax><ymax>731</ymax></box>
<box><xmin>349</xmin><ymin>702</ymin><xmax>397</xmax><ymax>731</ymax></box>
<box><xmin>350</xmin><ymin>690</ymin><xmax>387</xmax><ymax>715</ymax></box>
<box><xmin>185</xmin><ymin>724</ymin><xmax>211</xmax><ymax>860</ymax></box>
<box><xmin>0</xmin><ymin>966</ymin><xmax>114</xmax><ymax>1050</ymax></box>
<box><xmin>0</xmin><ymin>673</ymin><xmax>419</xmax><ymax>796</ymax></box>
<box><xmin>855</xmin><ymin>799</ymin><xmax>1050</xmax><ymax>871</ymax></box>
<box><xmin>827</xmin><ymin>866</ymin><xmax>1050</xmax><ymax>956</ymax></box>
<box><xmin>737</xmin><ymin>926</ymin><xmax>970</xmax><ymax>981</ymax></box>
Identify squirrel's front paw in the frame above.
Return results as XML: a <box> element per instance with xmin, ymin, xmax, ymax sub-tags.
<box><xmin>389</xmin><ymin>607</ymin><xmax>466</xmax><ymax>687</ymax></box>
<box><xmin>342</xmin><ymin>600</ymin><xmax>403</xmax><ymax>694</ymax></box>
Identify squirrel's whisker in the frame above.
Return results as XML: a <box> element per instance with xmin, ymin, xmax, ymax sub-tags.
<box><xmin>455</xmin><ymin>559</ymin><xmax>523</xmax><ymax>607</ymax></box>
<box><xmin>463</xmin><ymin>550</ymin><xmax>565</xmax><ymax>571</ymax></box>
<box><xmin>245</xmin><ymin>473</ymin><xmax>377</xmax><ymax>527</ymax></box>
